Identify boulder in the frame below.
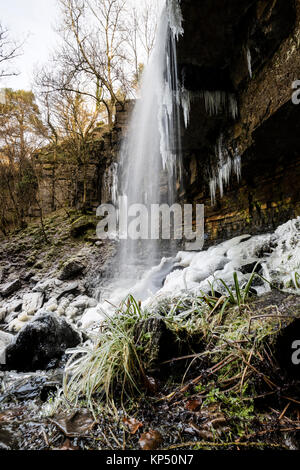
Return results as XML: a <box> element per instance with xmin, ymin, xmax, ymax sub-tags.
<box><xmin>70</xmin><ymin>216</ymin><xmax>96</xmax><ymax>238</ymax></box>
<box><xmin>22</xmin><ymin>292</ymin><xmax>44</xmax><ymax>315</ymax></box>
<box><xmin>56</xmin><ymin>281</ymin><xmax>80</xmax><ymax>300</ymax></box>
<box><xmin>4</xmin><ymin>313</ymin><xmax>81</xmax><ymax>372</ymax></box>
<box><xmin>58</xmin><ymin>259</ymin><xmax>86</xmax><ymax>281</ymax></box>
<box><xmin>70</xmin><ymin>295</ymin><xmax>97</xmax><ymax>310</ymax></box>
<box><xmin>0</xmin><ymin>331</ymin><xmax>14</xmax><ymax>365</ymax></box>
<box><xmin>0</xmin><ymin>279</ymin><xmax>21</xmax><ymax>298</ymax></box>
<box><xmin>240</xmin><ymin>262</ymin><xmax>263</xmax><ymax>275</ymax></box>
<box><xmin>33</xmin><ymin>278</ymin><xmax>63</xmax><ymax>295</ymax></box>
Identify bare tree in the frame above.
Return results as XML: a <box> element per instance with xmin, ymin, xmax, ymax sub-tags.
<box><xmin>138</xmin><ymin>0</ymin><xmax>159</xmax><ymax>63</ymax></box>
<box><xmin>0</xmin><ymin>22</ymin><xmax>22</xmax><ymax>79</ymax></box>
<box><xmin>37</xmin><ymin>0</ymin><xmax>159</xmax><ymax>127</ymax></box>
<box><xmin>50</xmin><ymin>0</ymin><xmax>130</xmax><ymax>126</ymax></box>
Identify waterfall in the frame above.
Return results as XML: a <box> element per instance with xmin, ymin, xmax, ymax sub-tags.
<box><xmin>117</xmin><ymin>0</ymin><xmax>184</xmax><ymax>277</ymax></box>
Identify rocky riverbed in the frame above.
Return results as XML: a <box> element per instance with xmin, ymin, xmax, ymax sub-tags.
<box><xmin>0</xmin><ymin>211</ymin><xmax>299</xmax><ymax>450</ymax></box>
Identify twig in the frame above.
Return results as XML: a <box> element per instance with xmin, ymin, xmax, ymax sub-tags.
<box><xmin>162</xmin><ymin>441</ymin><xmax>282</xmax><ymax>450</ymax></box>
<box><xmin>279</xmin><ymin>402</ymin><xmax>291</xmax><ymax>421</ymax></box>
<box><xmin>240</xmin><ymin>348</ymin><xmax>254</xmax><ymax>394</ymax></box>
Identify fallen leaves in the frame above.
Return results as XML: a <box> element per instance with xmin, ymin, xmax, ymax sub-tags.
<box><xmin>139</xmin><ymin>430</ymin><xmax>163</xmax><ymax>450</ymax></box>
<box><xmin>50</xmin><ymin>409</ymin><xmax>95</xmax><ymax>438</ymax></box>
<box><xmin>53</xmin><ymin>439</ymin><xmax>79</xmax><ymax>451</ymax></box>
<box><xmin>185</xmin><ymin>398</ymin><xmax>202</xmax><ymax>412</ymax></box>
<box><xmin>123</xmin><ymin>417</ymin><xmax>143</xmax><ymax>435</ymax></box>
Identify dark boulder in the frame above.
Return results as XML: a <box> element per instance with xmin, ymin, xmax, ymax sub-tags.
<box><xmin>4</xmin><ymin>313</ymin><xmax>81</xmax><ymax>372</ymax></box>
<box><xmin>0</xmin><ymin>279</ymin><xmax>21</xmax><ymax>298</ymax></box>
<box><xmin>58</xmin><ymin>259</ymin><xmax>86</xmax><ymax>281</ymax></box>
<box><xmin>70</xmin><ymin>216</ymin><xmax>96</xmax><ymax>238</ymax></box>
<box><xmin>240</xmin><ymin>262</ymin><xmax>263</xmax><ymax>275</ymax></box>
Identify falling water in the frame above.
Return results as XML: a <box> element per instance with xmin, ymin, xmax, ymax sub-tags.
<box><xmin>117</xmin><ymin>0</ymin><xmax>184</xmax><ymax>277</ymax></box>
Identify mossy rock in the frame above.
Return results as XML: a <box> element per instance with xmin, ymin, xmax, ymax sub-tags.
<box><xmin>70</xmin><ymin>216</ymin><xmax>97</xmax><ymax>238</ymax></box>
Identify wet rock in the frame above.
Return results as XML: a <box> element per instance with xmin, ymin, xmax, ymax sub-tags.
<box><xmin>33</xmin><ymin>278</ymin><xmax>62</xmax><ymax>295</ymax></box>
<box><xmin>0</xmin><ymin>371</ymin><xmax>63</xmax><ymax>402</ymax></box>
<box><xmin>3</xmin><ymin>313</ymin><xmax>81</xmax><ymax>372</ymax></box>
<box><xmin>21</xmin><ymin>271</ymin><xmax>35</xmax><ymax>282</ymax></box>
<box><xmin>240</xmin><ymin>262</ymin><xmax>263</xmax><ymax>275</ymax></box>
<box><xmin>58</xmin><ymin>259</ymin><xmax>86</xmax><ymax>281</ymax></box>
<box><xmin>70</xmin><ymin>295</ymin><xmax>97</xmax><ymax>310</ymax></box>
<box><xmin>0</xmin><ymin>279</ymin><xmax>21</xmax><ymax>298</ymax></box>
<box><xmin>56</xmin><ymin>281</ymin><xmax>80</xmax><ymax>300</ymax></box>
<box><xmin>70</xmin><ymin>216</ymin><xmax>96</xmax><ymax>238</ymax></box>
<box><xmin>1</xmin><ymin>299</ymin><xmax>23</xmax><ymax>323</ymax></box>
<box><xmin>0</xmin><ymin>331</ymin><xmax>14</xmax><ymax>364</ymax></box>
<box><xmin>22</xmin><ymin>292</ymin><xmax>44</xmax><ymax>315</ymax></box>
<box><xmin>32</xmin><ymin>278</ymin><xmax>80</xmax><ymax>302</ymax></box>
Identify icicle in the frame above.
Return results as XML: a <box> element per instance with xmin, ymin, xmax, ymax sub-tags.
<box><xmin>209</xmin><ymin>138</ymin><xmax>242</xmax><ymax>205</ymax></box>
<box><xmin>246</xmin><ymin>47</ymin><xmax>252</xmax><ymax>79</ymax></box>
<box><xmin>180</xmin><ymin>89</ymin><xmax>238</xmax><ymax>122</ymax></box>
<box><xmin>110</xmin><ymin>162</ymin><xmax>119</xmax><ymax>206</ymax></box>
<box><xmin>181</xmin><ymin>88</ymin><xmax>191</xmax><ymax>128</ymax></box>
<box><xmin>233</xmin><ymin>152</ymin><xmax>242</xmax><ymax>182</ymax></box>
<box><xmin>166</xmin><ymin>0</ymin><xmax>184</xmax><ymax>39</ymax></box>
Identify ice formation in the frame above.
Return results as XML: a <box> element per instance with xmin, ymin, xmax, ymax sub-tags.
<box><xmin>209</xmin><ymin>136</ymin><xmax>242</xmax><ymax>205</ymax></box>
<box><xmin>82</xmin><ymin>218</ymin><xmax>300</xmax><ymax>329</ymax></box>
<box><xmin>247</xmin><ymin>47</ymin><xmax>253</xmax><ymax>79</ymax></box>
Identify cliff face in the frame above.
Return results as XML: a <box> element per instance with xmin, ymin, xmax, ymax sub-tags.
<box><xmin>177</xmin><ymin>0</ymin><xmax>300</xmax><ymax>243</ymax></box>
<box><xmin>35</xmin><ymin>0</ymin><xmax>300</xmax><ymax>245</ymax></box>
<box><xmin>34</xmin><ymin>105</ymin><xmax>130</xmax><ymax>217</ymax></box>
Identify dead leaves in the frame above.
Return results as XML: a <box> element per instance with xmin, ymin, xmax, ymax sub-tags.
<box><xmin>123</xmin><ymin>416</ymin><xmax>162</xmax><ymax>450</ymax></box>
<box><xmin>50</xmin><ymin>409</ymin><xmax>95</xmax><ymax>438</ymax></box>
<box><xmin>139</xmin><ymin>430</ymin><xmax>163</xmax><ymax>450</ymax></box>
<box><xmin>122</xmin><ymin>417</ymin><xmax>143</xmax><ymax>435</ymax></box>
<box><xmin>185</xmin><ymin>398</ymin><xmax>202</xmax><ymax>412</ymax></box>
<box><xmin>53</xmin><ymin>439</ymin><xmax>79</xmax><ymax>451</ymax></box>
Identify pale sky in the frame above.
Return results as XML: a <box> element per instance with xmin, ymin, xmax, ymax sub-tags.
<box><xmin>1</xmin><ymin>0</ymin><xmax>60</xmax><ymax>90</ymax></box>
<box><xmin>0</xmin><ymin>0</ymin><xmax>162</xmax><ymax>91</ymax></box>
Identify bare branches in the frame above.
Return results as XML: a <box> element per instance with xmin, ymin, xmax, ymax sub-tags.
<box><xmin>0</xmin><ymin>22</ymin><xmax>22</xmax><ymax>79</ymax></box>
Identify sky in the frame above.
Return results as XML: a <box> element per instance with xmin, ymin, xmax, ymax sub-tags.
<box><xmin>1</xmin><ymin>0</ymin><xmax>60</xmax><ymax>90</ymax></box>
<box><xmin>0</xmin><ymin>0</ymin><xmax>162</xmax><ymax>92</ymax></box>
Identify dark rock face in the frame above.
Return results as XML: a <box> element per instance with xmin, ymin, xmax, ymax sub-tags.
<box><xmin>178</xmin><ymin>0</ymin><xmax>295</xmax><ymax>93</ymax></box>
<box><xmin>4</xmin><ymin>313</ymin><xmax>81</xmax><ymax>372</ymax></box>
<box><xmin>0</xmin><ymin>279</ymin><xmax>21</xmax><ymax>298</ymax></box>
<box><xmin>240</xmin><ymin>262</ymin><xmax>263</xmax><ymax>275</ymax></box>
<box><xmin>275</xmin><ymin>319</ymin><xmax>300</xmax><ymax>380</ymax></box>
<box><xmin>58</xmin><ymin>259</ymin><xmax>86</xmax><ymax>281</ymax></box>
<box><xmin>176</xmin><ymin>0</ymin><xmax>300</xmax><ymax>244</ymax></box>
